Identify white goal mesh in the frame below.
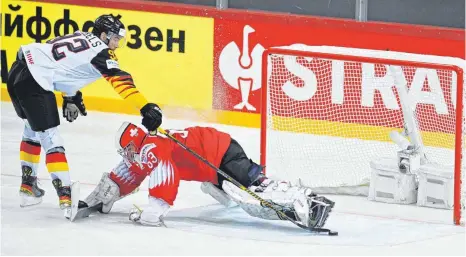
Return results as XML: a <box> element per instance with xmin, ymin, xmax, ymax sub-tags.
<box><xmin>260</xmin><ymin>45</ymin><xmax>465</xmax><ymax>225</ymax></box>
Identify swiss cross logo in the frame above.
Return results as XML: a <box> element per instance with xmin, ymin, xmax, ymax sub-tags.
<box><xmin>130</xmin><ymin>128</ymin><xmax>138</xmax><ymax>137</ymax></box>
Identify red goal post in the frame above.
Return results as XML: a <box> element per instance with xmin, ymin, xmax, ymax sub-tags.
<box><xmin>260</xmin><ymin>46</ymin><xmax>464</xmax><ymax>225</ymax></box>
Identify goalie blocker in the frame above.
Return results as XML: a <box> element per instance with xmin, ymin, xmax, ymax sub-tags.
<box><xmin>80</xmin><ymin>122</ymin><xmax>335</xmax><ymax>229</ymax></box>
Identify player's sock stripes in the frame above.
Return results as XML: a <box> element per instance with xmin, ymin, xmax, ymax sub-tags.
<box><xmin>20</xmin><ymin>140</ymin><xmax>41</xmax><ymax>163</ymax></box>
<box><xmin>46</xmin><ymin>152</ymin><xmax>69</xmax><ymax>172</ymax></box>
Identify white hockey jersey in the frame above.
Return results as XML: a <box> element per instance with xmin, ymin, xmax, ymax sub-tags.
<box><xmin>20</xmin><ymin>31</ymin><xmax>148</xmax><ymax>109</ymax></box>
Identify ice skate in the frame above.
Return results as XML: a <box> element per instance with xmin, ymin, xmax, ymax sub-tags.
<box><xmin>52</xmin><ymin>179</ymin><xmax>72</xmax><ymax>218</ymax></box>
<box><xmin>19</xmin><ymin>166</ymin><xmax>45</xmax><ymax>207</ymax></box>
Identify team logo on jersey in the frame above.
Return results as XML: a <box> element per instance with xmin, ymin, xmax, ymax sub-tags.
<box><xmin>106</xmin><ymin>59</ymin><xmax>120</xmax><ymax>69</ymax></box>
<box><xmin>140</xmin><ymin>143</ymin><xmax>156</xmax><ymax>164</ymax></box>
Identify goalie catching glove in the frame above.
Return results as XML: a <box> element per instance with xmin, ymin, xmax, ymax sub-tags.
<box><xmin>222</xmin><ymin>179</ymin><xmax>334</xmax><ymax>229</ymax></box>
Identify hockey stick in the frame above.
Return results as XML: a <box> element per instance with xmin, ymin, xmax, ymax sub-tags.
<box><xmin>153</xmin><ymin>128</ymin><xmax>338</xmax><ymax>236</ymax></box>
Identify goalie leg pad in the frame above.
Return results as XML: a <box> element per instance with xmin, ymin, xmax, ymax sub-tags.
<box><xmin>84</xmin><ymin>172</ymin><xmax>120</xmax><ymax>213</ymax></box>
<box><xmin>222</xmin><ymin>180</ymin><xmax>282</xmax><ymax>220</ymax></box>
<box><xmin>223</xmin><ymin>180</ymin><xmax>335</xmax><ymax>228</ymax></box>
<box><xmin>201</xmin><ymin>182</ymin><xmax>237</xmax><ymax>208</ymax></box>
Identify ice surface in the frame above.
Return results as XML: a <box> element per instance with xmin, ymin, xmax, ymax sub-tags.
<box><xmin>1</xmin><ymin>102</ymin><xmax>464</xmax><ymax>255</ymax></box>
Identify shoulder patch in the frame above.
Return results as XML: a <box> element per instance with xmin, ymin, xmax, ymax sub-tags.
<box><xmin>106</xmin><ymin>59</ymin><xmax>120</xmax><ymax>69</ymax></box>
<box><xmin>140</xmin><ymin>143</ymin><xmax>156</xmax><ymax>164</ymax></box>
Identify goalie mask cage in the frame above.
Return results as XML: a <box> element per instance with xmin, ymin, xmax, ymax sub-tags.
<box><xmin>260</xmin><ymin>45</ymin><xmax>465</xmax><ymax>225</ymax></box>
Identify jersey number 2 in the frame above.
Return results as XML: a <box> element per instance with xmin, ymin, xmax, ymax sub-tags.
<box><xmin>49</xmin><ymin>32</ymin><xmax>90</xmax><ymax>61</ymax></box>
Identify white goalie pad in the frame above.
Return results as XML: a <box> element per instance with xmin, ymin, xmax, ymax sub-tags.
<box><xmin>84</xmin><ymin>172</ymin><xmax>121</xmax><ymax>213</ymax></box>
<box><xmin>200</xmin><ymin>182</ymin><xmax>237</xmax><ymax>208</ymax></box>
<box><xmin>222</xmin><ymin>180</ymin><xmax>312</xmax><ymax>223</ymax></box>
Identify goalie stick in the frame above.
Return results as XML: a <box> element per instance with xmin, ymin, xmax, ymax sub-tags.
<box><xmin>152</xmin><ymin>128</ymin><xmax>338</xmax><ymax>236</ymax></box>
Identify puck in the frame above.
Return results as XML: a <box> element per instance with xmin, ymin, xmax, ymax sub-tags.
<box><xmin>329</xmin><ymin>231</ymin><xmax>338</xmax><ymax>236</ymax></box>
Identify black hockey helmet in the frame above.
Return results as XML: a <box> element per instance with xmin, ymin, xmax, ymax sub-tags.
<box><xmin>92</xmin><ymin>14</ymin><xmax>126</xmax><ymax>47</ymax></box>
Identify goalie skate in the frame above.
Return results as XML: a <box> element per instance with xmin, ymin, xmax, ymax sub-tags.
<box><xmin>308</xmin><ymin>195</ymin><xmax>335</xmax><ymax>228</ymax></box>
<box><xmin>297</xmin><ymin>179</ymin><xmax>335</xmax><ymax>228</ymax></box>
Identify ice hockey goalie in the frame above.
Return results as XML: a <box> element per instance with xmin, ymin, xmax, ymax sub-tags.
<box><xmin>80</xmin><ymin>122</ymin><xmax>335</xmax><ymax>229</ymax></box>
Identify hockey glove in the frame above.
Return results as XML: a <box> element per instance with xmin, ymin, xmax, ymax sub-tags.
<box><xmin>62</xmin><ymin>91</ymin><xmax>87</xmax><ymax>122</ymax></box>
<box><xmin>140</xmin><ymin>103</ymin><xmax>163</xmax><ymax>132</ymax></box>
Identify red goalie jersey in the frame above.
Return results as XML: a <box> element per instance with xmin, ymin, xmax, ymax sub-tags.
<box><xmin>111</xmin><ymin>123</ymin><xmax>231</xmax><ymax>205</ymax></box>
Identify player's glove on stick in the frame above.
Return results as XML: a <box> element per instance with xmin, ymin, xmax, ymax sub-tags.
<box><xmin>62</xmin><ymin>91</ymin><xmax>87</xmax><ymax>122</ymax></box>
<box><xmin>140</xmin><ymin>103</ymin><xmax>163</xmax><ymax>131</ymax></box>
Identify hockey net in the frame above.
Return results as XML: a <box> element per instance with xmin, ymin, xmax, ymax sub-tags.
<box><xmin>260</xmin><ymin>45</ymin><xmax>465</xmax><ymax>225</ymax></box>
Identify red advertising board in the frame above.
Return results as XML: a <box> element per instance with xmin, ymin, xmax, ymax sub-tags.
<box><xmin>213</xmin><ymin>18</ymin><xmax>464</xmax><ymax>119</ymax></box>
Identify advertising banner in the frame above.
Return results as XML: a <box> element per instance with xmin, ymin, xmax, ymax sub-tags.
<box><xmin>1</xmin><ymin>0</ymin><xmax>214</xmax><ymax>111</ymax></box>
<box><xmin>1</xmin><ymin>0</ymin><xmax>463</xmax><ymax>128</ymax></box>
<box><xmin>213</xmin><ymin>19</ymin><xmax>463</xmax><ymax>114</ymax></box>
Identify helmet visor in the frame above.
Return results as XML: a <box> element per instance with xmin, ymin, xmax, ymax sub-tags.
<box><xmin>108</xmin><ymin>29</ymin><xmax>127</xmax><ymax>49</ymax></box>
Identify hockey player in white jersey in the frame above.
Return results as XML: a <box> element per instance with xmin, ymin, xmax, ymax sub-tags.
<box><xmin>6</xmin><ymin>14</ymin><xmax>163</xmax><ymax>218</ymax></box>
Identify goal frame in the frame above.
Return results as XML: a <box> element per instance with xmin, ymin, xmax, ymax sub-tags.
<box><xmin>260</xmin><ymin>47</ymin><xmax>464</xmax><ymax>225</ymax></box>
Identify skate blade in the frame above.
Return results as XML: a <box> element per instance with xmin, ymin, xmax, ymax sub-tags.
<box><xmin>63</xmin><ymin>207</ymin><xmax>72</xmax><ymax>219</ymax></box>
<box><xmin>19</xmin><ymin>193</ymin><xmax>43</xmax><ymax>207</ymax></box>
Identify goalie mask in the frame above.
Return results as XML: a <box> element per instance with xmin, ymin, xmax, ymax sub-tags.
<box><xmin>92</xmin><ymin>14</ymin><xmax>127</xmax><ymax>48</ymax></box>
<box><xmin>116</xmin><ymin>122</ymin><xmax>147</xmax><ymax>165</ymax></box>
